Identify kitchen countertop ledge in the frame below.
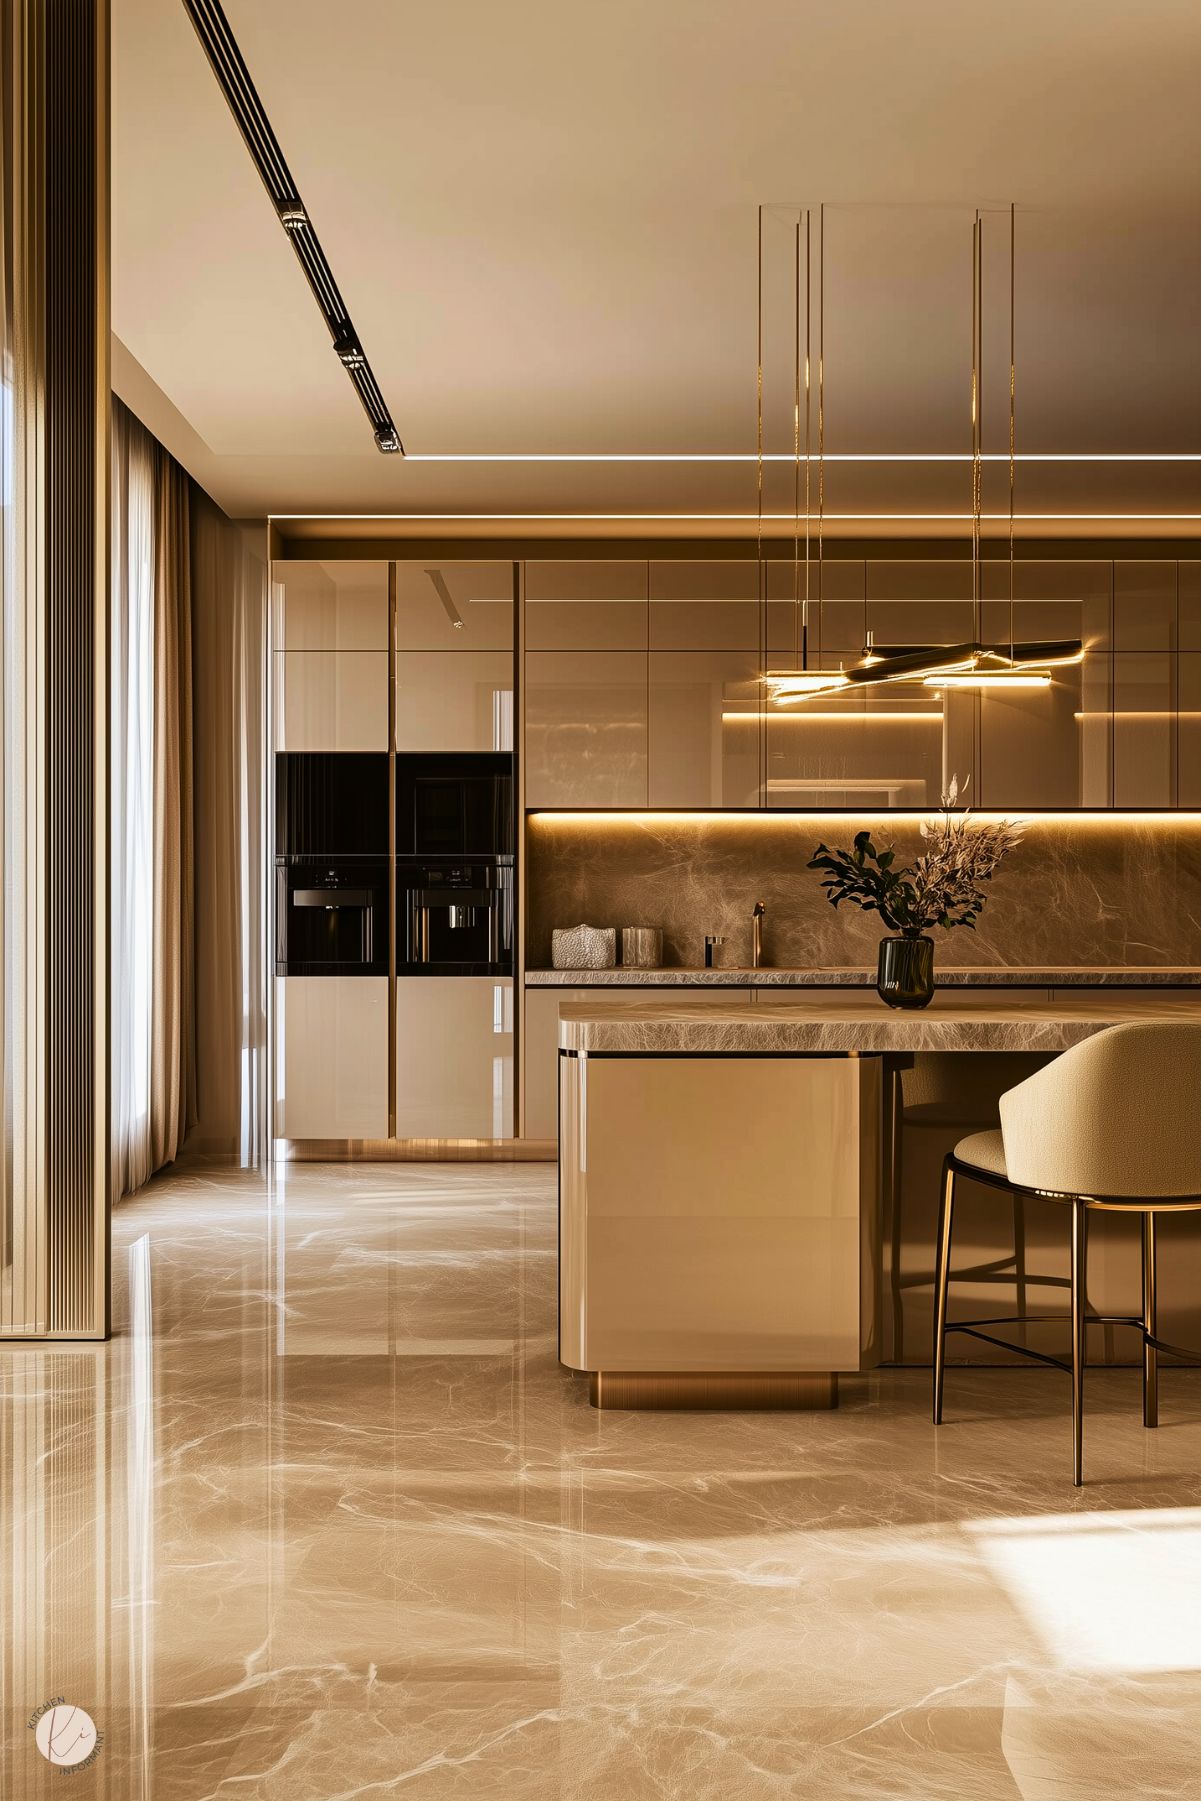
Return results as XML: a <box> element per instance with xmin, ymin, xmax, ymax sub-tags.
<box><xmin>558</xmin><ymin>991</ymin><xmax>1201</xmax><ymax>1054</ymax></box>
<box><xmin>529</xmin><ymin>966</ymin><xmax>1201</xmax><ymax>988</ymax></box>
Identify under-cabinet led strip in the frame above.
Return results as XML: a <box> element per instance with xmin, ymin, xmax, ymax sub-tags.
<box><xmin>181</xmin><ymin>0</ymin><xmax>403</xmax><ymax>453</ymax></box>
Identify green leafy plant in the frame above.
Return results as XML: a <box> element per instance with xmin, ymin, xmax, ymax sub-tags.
<box><xmin>807</xmin><ymin>779</ymin><xmax>1023</xmax><ymax>938</ymax></box>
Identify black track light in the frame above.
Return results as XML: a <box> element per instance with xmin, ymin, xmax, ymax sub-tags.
<box><xmin>182</xmin><ymin>0</ymin><xmax>404</xmax><ymax>455</ymax></box>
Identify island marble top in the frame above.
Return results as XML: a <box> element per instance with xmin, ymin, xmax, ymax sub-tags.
<box><xmin>557</xmin><ymin>991</ymin><xmax>1201</xmax><ymax>1054</ymax></box>
<box><xmin>528</xmin><ymin>966</ymin><xmax>1201</xmax><ymax>988</ymax></box>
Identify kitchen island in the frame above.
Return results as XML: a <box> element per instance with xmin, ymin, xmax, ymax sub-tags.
<box><xmin>557</xmin><ymin>991</ymin><xmax>1201</xmax><ymax>1408</ymax></box>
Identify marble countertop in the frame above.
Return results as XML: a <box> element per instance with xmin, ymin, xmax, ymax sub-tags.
<box><xmin>557</xmin><ymin>990</ymin><xmax>1201</xmax><ymax>1053</ymax></box>
<box><xmin>529</xmin><ymin>965</ymin><xmax>1201</xmax><ymax>988</ymax></box>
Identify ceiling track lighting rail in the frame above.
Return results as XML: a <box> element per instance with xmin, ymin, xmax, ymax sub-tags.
<box><xmin>181</xmin><ymin>0</ymin><xmax>403</xmax><ymax>454</ymax></box>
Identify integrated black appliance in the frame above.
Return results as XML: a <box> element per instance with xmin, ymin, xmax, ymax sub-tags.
<box><xmin>276</xmin><ymin>860</ymin><xmax>389</xmax><ymax>976</ymax></box>
<box><xmin>276</xmin><ymin>752</ymin><xmax>390</xmax><ymax>859</ymax></box>
<box><xmin>396</xmin><ymin>753</ymin><xmax>513</xmax><ymax>859</ymax></box>
<box><xmin>397</xmin><ymin>860</ymin><xmax>514</xmax><ymax>976</ymax></box>
<box><xmin>275</xmin><ymin>750</ymin><xmax>515</xmax><ymax>980</ymax></box>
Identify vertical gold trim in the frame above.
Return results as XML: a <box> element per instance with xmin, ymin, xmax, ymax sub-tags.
<box><xmin>387</xmin><ymin>561</ymin><xmax>397</xmax><ymax>1139</ymax></box>
<box><xmin>94</xmin><ymin>0</ymin><xmax>113</xmax><ymax>1337</ymax></box>
<box><xmin>513</xmin><ymin>558</ymin><xmax>526</xmax><ymax>1135</ymax></box>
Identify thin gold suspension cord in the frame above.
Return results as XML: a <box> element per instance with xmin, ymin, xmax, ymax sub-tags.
<box><xmin>1009</xmin><ymin>202</ymin><xmax>1016</xmax><ymax>665</ymax></box>
<box><xmin>794</xmin><ymin>216</ymin><xmax>801</xmax><ymax>671</ymax></box>
<box><xmin>818</xmin><ymin>203</ymin><xmax>825</xmax><ymax>662</ymax></box>
<box><xmin>972</xmin><ymin>209</ymin><xmax>982</xmax><ymax>652</ymax></box>
<box><xmin>757</xmin><ymin>205</ymin><xmax>766</xmax><ymax>776</ymax></box>
<box><xmin>803</xmin><ymin>208</ymin><xmax>811</xmax><ymax>672</ymax></box>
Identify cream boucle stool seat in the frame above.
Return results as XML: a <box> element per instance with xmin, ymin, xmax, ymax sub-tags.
<box><xmin>933</xmin><ymin>1022</ymin><xmax>1201</xmax><ymax>1485</ymax></box>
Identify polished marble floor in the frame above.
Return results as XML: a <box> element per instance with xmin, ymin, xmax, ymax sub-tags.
<box><xmin>5</xmin><ymin>1162</ymin><xmax>1201</xmax><ymax>1799</ymax></box>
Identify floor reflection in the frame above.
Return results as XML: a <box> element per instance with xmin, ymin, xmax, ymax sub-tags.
<box><xmin>3</xmin><ymin>1161</ymin><xmax>1201</xmax><ymax>1798</ymax></box>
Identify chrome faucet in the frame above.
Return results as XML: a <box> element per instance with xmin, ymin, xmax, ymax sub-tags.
<box><xmin>752</xmin><ymin>900</ymin><xmax>765</xmax><ymax>970</ymax></box>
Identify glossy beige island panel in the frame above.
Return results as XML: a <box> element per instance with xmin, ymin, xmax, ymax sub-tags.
<box><xmin>559</xmin><ymin>1050</ymin><xmax>881</xmax><ymax>1377</ymax></box>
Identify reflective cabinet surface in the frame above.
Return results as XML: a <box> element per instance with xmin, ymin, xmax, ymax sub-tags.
<box><xmin>521</xmin><ymin>556</ymin><xmax>1201</xmax><ymax>810</ymax></box>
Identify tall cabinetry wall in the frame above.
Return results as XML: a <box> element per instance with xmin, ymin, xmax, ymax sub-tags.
<box><xmin>272</xmin><ymin>560</ymin><xmax>516</xmax><ymax>1145</ymax></box>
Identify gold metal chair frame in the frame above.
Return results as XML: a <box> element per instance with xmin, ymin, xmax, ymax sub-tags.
<box><xmin>933</xmin><ymin>1151</ymin><xmax>1201</xmax><ymax>1486</ymax></box>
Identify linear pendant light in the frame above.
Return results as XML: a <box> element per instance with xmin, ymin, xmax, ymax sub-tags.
<box><xmin>759</xmin><ymin>204</ymin><xmax>1082</xmax><ymax>703</ymax></box>
<box><xmin>181</xmin><ymin>0</ymin><xmax>404</xmax><ymax>454</ymax></box>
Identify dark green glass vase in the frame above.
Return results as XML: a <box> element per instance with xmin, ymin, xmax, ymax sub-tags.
<box><xmin>876</xmin><ymin>935</ymin><xmax>935</xmax><ymax>1010</ymax></box>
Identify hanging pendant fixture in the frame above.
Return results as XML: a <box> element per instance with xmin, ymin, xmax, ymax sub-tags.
<box><xmin>759</xmin><ymin>204</ymin><xmax>1081</xmax><ymax>704</ymax></box>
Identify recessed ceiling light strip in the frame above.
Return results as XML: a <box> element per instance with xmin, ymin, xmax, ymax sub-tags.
<box><xmin>397</xmin><ymin>451</ymin><xmax>1201</xmax><ymax>463</ymax></box>
<box><xmin>181</xmin><ymin>0</ymin><xmax>404</xmax><ymax>453</ymax></box>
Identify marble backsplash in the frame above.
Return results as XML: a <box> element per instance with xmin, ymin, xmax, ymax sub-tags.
<box><xmin>525</xmin><ymin>814</ymin><xmax>1201</xmax><ymax>970</ymax></box>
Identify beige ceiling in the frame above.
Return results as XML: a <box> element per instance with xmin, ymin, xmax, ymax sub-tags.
<box><xmin>113</xmin><ymin>0</ymin><xmax>1201</xmax><ymax>528</ymax></box>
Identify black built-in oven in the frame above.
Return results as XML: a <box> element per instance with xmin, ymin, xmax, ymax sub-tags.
<box><xmin>395</xmin><ymin>753</ymin><xmax>513</xmax><ymax>859</ymax></box>
<box><xmin>397</xmin><ymin>860</ymin><xmax>514</xmax><ymax>976</ymax></box>
<box><xmin>276</xmin><ymin>860</ymin><xmax>389</xmax><ymax>976</ymax></box>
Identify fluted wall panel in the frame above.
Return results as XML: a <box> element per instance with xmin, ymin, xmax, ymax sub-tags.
<box><xmin>1</xmin><ymin>0</ymin><xmax>109</xmax><ymax>1341</ymax></box>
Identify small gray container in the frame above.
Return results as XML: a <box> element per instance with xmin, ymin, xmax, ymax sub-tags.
<box><xmin>621</xmin><ymin>927</ymin><xmax>663</xmax><ymax>969</ymax></box>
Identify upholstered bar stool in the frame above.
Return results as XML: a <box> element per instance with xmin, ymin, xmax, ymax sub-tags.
<box><xmin>933</xmin><ymin>1022</ymin><xmax>1201</xmax><ymax>1485</ymax></box>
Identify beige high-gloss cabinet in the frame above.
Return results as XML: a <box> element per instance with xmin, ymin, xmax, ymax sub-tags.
<box><xmin>559</xmin><ymin>1050</ymin><xmax>881</xmax><ymax>1373</ymax></box>
<box><xmin>649</xmin><ymin>561</ymin><xmax>759</xmax><ymax>651</ymax></box>
<box><xmin>395</xmin><ymin>978</ymin><xmax>514</xmax><ymax>1140</ymax></box>
<box><xmin>649</xmin><ymin>652</ymin><xmax>762</xmax><ymax>807</ymax></box>
<box><xmin>395</xmin><ymin>561</ymin><xmax>514</xmax><ymax>650</ymax></box>
<box><xmin>273</xmin><ymin>559</ymin><xmax>390</xmax><ymax>751</ymax></box>
<box><xmin>524</xmin><ymin>651</ymin><xmax>649</xmax><ymax>807</ymax></box>
<box><xmin>394</xmin><ymin>651</ymin><xmax>514</xmax><ymax>752</ymax></box>
<box><xmin>273</xmin><ymin>560</ymin><xmax>390</xmax><ymax>651</ymax></box>
<box><xmin>525</xmin><ymin>561</ymin><xmax>647</xmax><ymax>650</ymax></box>
<box><xmin>274</xmin><ymin>976</ymin><xmax>389</xmax><ymax>1140</ymax></box>
<box><xmin>524</xmin><ymin>987</ymin><xmax>757</xmax><ymax>1141</ymax></box>
<box><xmin>523</xmin><ymin>987</ymin><xmax>592</xmax><ymax>1140</ymax></box>
<box><xmin>273</xmin><ymin>652</ymin><xmax>390</xmax><ymax>751</ymax></box>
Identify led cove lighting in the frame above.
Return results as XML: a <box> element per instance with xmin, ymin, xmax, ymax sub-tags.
<box><xmin>273</xmin><ymin>510</ymin><xmax>1201</xmax><ymax>522</ymax></box>
<box><xmin>401</xmin><ymin>452</ymin><xmax>1201</xmax><ymax>464</ymax></box>
<box><xmin>926</xmin><ymin>671</ymin><xmax>1052</xmax><ymax>688</ymax></box>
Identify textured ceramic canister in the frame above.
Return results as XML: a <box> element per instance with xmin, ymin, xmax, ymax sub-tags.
<box><xmin>620</xmin><ymin>928</ymin><xmax>663</xmax><ymax>969</ymax></box>
<box><xmin>552</xmin><ymin>924</ymin><xmax>617</xmax><ymax>970</ymax></box>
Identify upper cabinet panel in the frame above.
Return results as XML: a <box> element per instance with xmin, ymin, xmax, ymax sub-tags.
<box><xmin>865</xmin><ymin>560</ymin><xmax>974</xmax><ymax>657</ymax></box>
<box><xmin>525</xmin><ymin>561</ymin><xmax>648</xmax><ymax>651</ymax></box>
<box><xmin>649</xmin><ymin>561</ymin><xmax>759</xmax><ymax>651</ymax></box>
<box><xmin>273</xmin><ymin>652</ymin><xmax>389</xmax><ymax>751</ymax></box>
<box><xmin>395</xmin><ymin>651</ymin><xmax>514</xmax><ymax>752</ymax></box>
<box><xmin>273</xmin><ymin>561</ymin><xmax>389</xmax><ymax>651</ymax></box>
<box><xmin>766</xmin><ymin>559</ymin><xmax>865</xmax><ymax>660</ymax></box>
<box><xmin>981</xmin><ymin>560</ymin><xmax>1112</xmax><ymax>655</ymax></box>
<box><xmin>1180</xmin><ymin>564</ymin><xmax>1201</xmax><ymax>652</ymax></box>
<box><xmin>1114</xmin><ymin>561</ymin><xmax>1177</xmax><ymax>651</ymax></box>
<box><xmin>765</xmin><ymin>687</ymin><xmax>946</xmax><ymax>810</ymax></box>
<box><xmin>1113</xmin><ymin>652</ymin><xmax>1176</xmax><ymax>808</ymax></box>
<box><xmin>976</xmin><ymin>673</ymin><xmax>1094</xmax><ymax>810</ymax></box>
<box><xmin>524</xmin><ymin>652</ymin><xmax>648</xmax><ymax>808</ymax></box>
<box><xmin>649</xmin><ymin>652</ymin><xmax>761</xmax><ymax>807</ymax></box>
<box><xmin>395</xmin><ymin>560</ymin><xmax>514</xmax><ymax>650</ymax></box>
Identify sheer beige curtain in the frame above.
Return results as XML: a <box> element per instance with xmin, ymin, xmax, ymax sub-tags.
<box><xmin>111</xmin><ymin>402</ymin><xmax>266</xmax><ymax>1193</ymax></box>
<box><xmin>190</xmin><ymin>495</ymin><xmax>268</xmax><ymax>1166</ymax></box>
<box><xmin>111</xmin><ymin>401</ymin><xmax>196</xmax><ymax>1196</ymax></box>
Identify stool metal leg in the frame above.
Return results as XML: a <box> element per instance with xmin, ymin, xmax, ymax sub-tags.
<box><xmin>933</xmin><ymin>1160</ymin><xmax>956</xmax><ymax>1425</ymax></box>
<box><xmin>1142</xmin><ymin>1211</ymin><xmax>1159</xmax><ymax>1429</ymax></box>
<box><xmin>1071</xmin><ymin>1202</ymin><xmax>1088</xmax><ymax>1486</ymax></box>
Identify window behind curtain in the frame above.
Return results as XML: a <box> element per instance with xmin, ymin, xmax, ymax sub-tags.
<box><xmin>111</xmin><ymin>404</ymin><xmax>157</xmax><ymax>1197</ymax></box>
